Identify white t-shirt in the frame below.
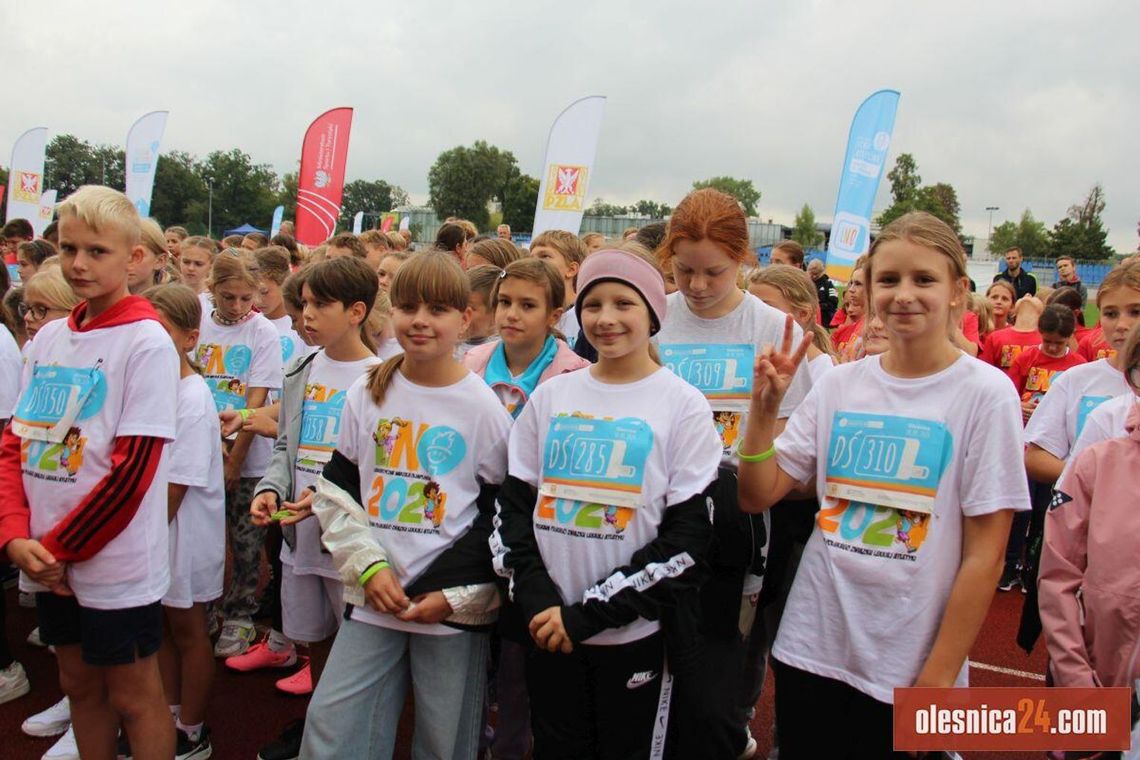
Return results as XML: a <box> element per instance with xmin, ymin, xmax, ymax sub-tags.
<box><xmin>808</xmin><ymin>353</ymin><xmax>836</xmax><ymax>384</ymax></box>
<box><xmin>0</xmin><ymin>325</ymin><xmax>22</xmax><ymax>418</ymax></box>
<box><xmin>376</xmin><ymin>337</ymin><xmax>402</xmax><ymax>361</ymax></box>
<box><xmin>656</xmin><ymin>291</ymin><xmax>811</xmax><ymax>466</ymax></box>
<box><xmin>339</xmin><ymin>370</ymin><xmax>512</xmax><ymax>635</ymax></box>
<box><xmin>286</xmin><ymin>352</ymin><xmax>381</xmax><ymax>578</ymax></box>
<box><xmin>14</xmin><ymin>316</ymin><xmax>179</xmax><ymax>609</ymax></box>
<box><xmin>509</xmin><ymin>367</ymin><xmax>722</xmax><ymax>645</ymax></box>
<box><xmin>1064</xmin><ymin>393</ymin><xmax>1137</xmax><ymax>475</ymax></box>
<box><xmin>771</xmin><ymin>354</ymin><xmax>1030</xmax><ymax>703</ymax></box>
<box><xmin>271</xmin><ymin>315</ymin><xmax>315</xmax><ymax>369</ymax></box>
<box><xmin>1023</xmin><ymin>359</ymin><xmax>1129</xmax><ymax>461</ymax></box>
<box><xmin>195</xmin><ymin>313</ymin><xmax>283</xmax><ymax>478</ymax></box>
<box><xmin>557</xmin><ymin>305</ymin><xmax>580</xmax><ymax>348</ymax></box>
<box><xmin>165</xmin><ymin>374</ymin><xmax>225</xmax><ymax>608</ymax></box>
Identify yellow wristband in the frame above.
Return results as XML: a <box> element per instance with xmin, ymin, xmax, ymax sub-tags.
<box><xmin>359</xmin><ymin>560</ymin><xmax>390</xmax><ymax>586</ymax></box>
<box><xmin>737</xmin><ymin>444</ymin><xmax>776</xmax><ymax>463</ymax></box>
<box><xmin>239</xmin><ymin>408</ymin><xmax>252</xmax><ymax>421</ymax></box>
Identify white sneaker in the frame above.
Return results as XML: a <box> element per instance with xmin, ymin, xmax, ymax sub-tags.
<box><xmin>0</xmin><ymin>661</ymin><xmax>31</xmax><ymax>705</ymax></box>
<box><xmin>23</xmin><ymin>697</ymin><xmax>71</xmax><ymax>737</ymax></box>
<box><xmin>27</xmin><ymin>626</ymin><xmax>46</xmax><ymax>647</ymax></box>
<box><xmin>43</xmin><ymin>725</ymin><xmax>79</xmax><ymax>760</ymax></box>
<box><xmin>738</xmin><ymin>725</ymin><xmax>758</xmax><ymax>760</ymax></box>
<box><xmin>213</xmin><ymin>620</ymin><xmax>257</xmax><ymax>658</ymax></box>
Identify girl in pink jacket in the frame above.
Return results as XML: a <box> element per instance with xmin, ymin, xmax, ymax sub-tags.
<box><xmin>1040</xmin><ymin>321</ymin><xmax>1140</xmax><ymax>688</ymax></box>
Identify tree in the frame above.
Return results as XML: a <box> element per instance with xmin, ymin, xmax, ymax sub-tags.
<box><xmin>150</xmin><ymin>150</ymin><xmax>207</xmax><ymax>228</ymax></box>
<box><xmin>584</xmin><ymin>198</ymin><xmax>629</xmax><ymax>217</ymax></box>
<box><xmin>791</xmin><ymin>204</ymin><xmax>823</xmax><ymax>248</ymax></box>
<box><xmin>196</xmin><ymin>149</ymin><xmax>280</xmax><ymax>236</ymax></box>
<box><xmin>915</xmin><ymin>182</ymin><xmax>961</xmax><ymax>234</ymax></box>
<box><xmin>633</xmin><ymin>199</ymin><xmax>672</xmax><ymax>219</ymax></box>
<box><xmin>278</xmin><ymin>170</ymin><xmax>298</xmax><ymax>225</ymax></box>
<box><xmin>339</xmin><ymin>179</ymin><xmax>408</xmax><ymax>229</ymax></box>
<box><xmin>1048</xmin><ymin>185</ymin><xmax>1115</xmax><ymax>260</ymax></box>
<box><xmin>887</xmin><ymin>153</ymin><xmax>921</xmax><ymax>204</ymax></box>
<box><xmin>876</xmin><ymin>155</ymin><xmax>961</xmax><ymax>234</ymax></box>
<box><xmin>501</xmin><ymin>174</ymin><xmax>540</xmax><ymax>233</ymax></box>
<box><xmin>427</xmin><ymin>140</ymin><xmax>519</xmax><ymax>230</ymax></box>
<box><xmin>691</xmin><ymin>176</ymin><xmax>760</xmax><ymax>216</ymax></box>
<box><xmin>988</xmin><ymin>210</ymin><xmax>1050</xmax><ymax>260</ymax></box>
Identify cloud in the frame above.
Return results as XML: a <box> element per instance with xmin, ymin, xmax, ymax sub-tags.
<box><xmin>3</xmin><ymin>0</ymin><xmax>1137</xmax><ymax>250</ymax></box>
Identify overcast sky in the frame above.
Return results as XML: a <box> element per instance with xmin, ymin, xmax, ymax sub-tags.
<box><xmin>3</xmin><ymin>1</ymin><xmax>1136</xmax><ymax>251</ymax></box>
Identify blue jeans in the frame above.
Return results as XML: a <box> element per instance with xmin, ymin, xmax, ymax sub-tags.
<box><xmin>300</xmin><ymin>618</ymin><xmax>490</xmax><ymax>759</ymax></box>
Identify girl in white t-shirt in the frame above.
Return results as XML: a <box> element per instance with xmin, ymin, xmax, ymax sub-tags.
<box><xmin>146</xmin><ymin>284</ymin><xmax>224</xmax><ymax>754</ymax></box>
<box><xmin>654</xmin><ymin>189</ymin><xmax>812</xmax><ymax>759</ymax></box>
<box><xmin>747</xmin><ymin>264</ymin><xmax>838</xmax><ymax>384</ymax></box>
<box><xmin>301</xmin><ymin>251</ymin><xmax>512</xmax><ymax>759</ymax></box>
<box><xmin>493</xmin><ymin>248</ymin><xmax>723</xmax><ymax>759</ymax></box>
<box><xmin>737</xmin><ymin>211</ymin><xmax>1030</xmax><ymax>755</ymax></box>
<box><xmin>194</xmin><ymin>251</ymin><xmax>283</xmax><ymax>656</ymax></box>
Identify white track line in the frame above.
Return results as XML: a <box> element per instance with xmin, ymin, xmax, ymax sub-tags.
<box><xmin>971</xmin><ymin>660</ymin><xmax>1046</xmax><ymax>682</ymax></box>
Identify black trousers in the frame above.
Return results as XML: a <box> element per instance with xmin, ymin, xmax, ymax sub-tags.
<box><xmin>773</xmin><ymin>657</ymin><xmax>915</xmax><ymax>759</ymax></box>
<box><xmin>527</xmin><ymin>632</ymin><xmax>669</xmax><ymax>760</ymax></box>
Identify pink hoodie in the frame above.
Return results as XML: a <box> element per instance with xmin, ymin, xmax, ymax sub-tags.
<box><xmin>1039</xmin><ymin>399</ymin><xmax>1140</xmax><ymax>687</ymax></box>
<box><xmin>462</xmin><ymin>338</ymin><xmax>590</xmax><ymax>383</ymax></box>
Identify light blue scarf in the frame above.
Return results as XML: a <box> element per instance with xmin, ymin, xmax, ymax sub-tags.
<box><xmin>484</xmin><ymin>335</ymin><xmax>559</xmax><ymax>418</ymax></box>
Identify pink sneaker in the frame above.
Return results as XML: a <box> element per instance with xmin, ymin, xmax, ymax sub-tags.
<box><xmin>225</xmin><ymin>640</ymin><xmax>297</xmax><ymax>672</ymax></box>
<box><xmin>275</xmin><ymin>662</ymin><xmax>313</xmax><ymax>695</ymax></box>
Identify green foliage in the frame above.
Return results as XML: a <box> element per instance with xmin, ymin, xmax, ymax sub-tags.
<box><xmin>887</xmin><ymin>153</ymin><xmax>920</xmax><ymax>204</ymax></box>
<box><xmin>1047</xmin><ymin>184</ymin><xmax>1115</xmax><ymax>260</ymax></box>
<box><xmin>339</xmin><ymin>179</ymin><xmax>408</xmax><ymax>230</ymax></box>
<box><xmin>195</xmin><ymin>149</ymin><xmax>280</xmax><ymax>236</ymax></box>
<box><xmin>150</xmin><ymin>151</ymin><xmax>207</xmax><ymax>229</ymax></box>
<box><xmin>876</xmin><ymin>155</ymin><xmax>960</xmax><ymax>234</ymax></box>
<box><xmin>633</xmin><ymin>199</ymin><xmax>672</xmax><ymax>219</ymax></box>
<box><xmin>45</xmin><ymin>135</ymin><xmax>124</xmax><ymax>197</ymax></box>
<box><xmin>791</xmin><ymin>203</ymin><xmax>823</xmax><ymax>248</ymax></box>
<box><xmin>501</xmin><ymin>174</ymin><xmax>540</xmax><ymax>233</ymax></box>
<box><xmin>584</xmin><ymin>198</ymin><xmax>629</xmax><ymax>217</ymax></box>
<box><xmin>691</xmin><ymin>176</ymin><xmax>761</xmax><ymax>216</ymax></box>
<box><xmin>427</xmin><ymin>140</ymin><xmax>520</xmax><ymax>230</ymax></box>
<box><xmin>988</xmin><ymin>210</ymin><xmax>1050</xmax><ymax>260</ymax></box>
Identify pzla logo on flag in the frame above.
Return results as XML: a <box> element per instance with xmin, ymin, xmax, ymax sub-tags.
<box><xmin>543</xmin><ymin>164</ymin><xmax>588</xmax><ymax>211</ymax></box>
<box><xmin>14</xmin><ymin>171</ymin><xmax>41</xmax><ymax>203</ymax></box>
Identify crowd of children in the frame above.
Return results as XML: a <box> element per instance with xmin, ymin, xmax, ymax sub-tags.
<box><xmin>0</xmin><ymin>185</ymin><xmax>1139</xmax><ymax>760</ymax></box>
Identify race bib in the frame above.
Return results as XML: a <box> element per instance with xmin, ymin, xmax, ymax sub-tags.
<box><xmin>540</xmin><ymin>416</ymin><xmax>653</xmax><ymax>509</ymax></box>
<box><xmin>660</xmin><ymin>343</ymin><xmax>754</xmax><ymax>412</ymax></box>
<box><xmin>1076</xmin><ymin>395</ymin><xmax>1111</xmax><ymax>438</ymax></box>
<box><xmin>13</xmin><ymin>364</ymin><xmax>106</xmax><ymax>443</ymax></box>
<box><xmin>824</xmin><ymin>411</ymin><xmax>951</xmax><ymax>514</ymax></box>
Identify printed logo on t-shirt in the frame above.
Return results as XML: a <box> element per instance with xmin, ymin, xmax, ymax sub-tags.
<box><xmin>280</xmin><ymin>335</ymin><xmax>296</xmax><ymax>363</ymax></box>
<box><xmin>13</xmin><ymin>364</ymin><xmax>107</xmax><ymax>483</ymax></box>
<box><xmin>1076</xmin><ymin>395</ymin><xmax>1111</xmax><ymax>438</ymax></box>
<box><xmin>1000</xmin><ymin>344</ymin><xmax>1027</xmax><ymax>369</ymax></box>
<box><xmin>364</xmin><ymin>416</ymin><xmax>466</xmax><ymax>534</ymax></box>
<box><xmin>535</xmin><ymin>413</ymin><xmax>652</xmax><ymax>541</ymax></box>
<box><xmin>295</xmin><ymin>382</ymin><xmax>348</xmax><ymax>475</ymax></box>
<box><xmin>1022</xmin><ymin>366</ymin><xmax>1066</xmax><ymax>405</ymax></box>
<box><xmin>196</xmin><ymin>343</ymin><xmax>252</xmax><ymax>411</ymax></box>
<box><xmin>818</xmin><ymin>411</ymin><xmax>952</xmax><ymax>562</ymax></box>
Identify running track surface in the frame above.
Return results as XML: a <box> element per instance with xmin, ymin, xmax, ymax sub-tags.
<box><xmin>1</xmin><ymin>588</ymin><xmax>1050</xmax><ymax>759</ymax></box>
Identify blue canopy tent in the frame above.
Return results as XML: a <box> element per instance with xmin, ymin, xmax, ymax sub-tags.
<box><xmin>223</xmin><ymin>223</ymin><xmax>268</xmax><ymax>237</ymax></box>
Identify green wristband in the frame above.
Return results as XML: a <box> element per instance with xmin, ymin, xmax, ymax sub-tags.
<box><xmin>239</xmin><ymin>408</ymin><xmax>252</xmax><ymax>421</ymax></box>
<box><xmin>737</xmin><ymin>444</ymin><xmax>776</xmax><ymax>463</ymax></box>
<box><xmin>359</xmin><ymin>560</ymin><xmax>390</xmax><ymax>586</ymax></box>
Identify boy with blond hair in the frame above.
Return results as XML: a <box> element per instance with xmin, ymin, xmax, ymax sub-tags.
<box><xmin>0</xmin><ymin>185</ymin><xmax>180</xmax><ymax>759</ymax></box>
<box><xmin>529</xmin><ymin>229</ymin><xmax>588</xmax><ymax>345</ymax></box>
